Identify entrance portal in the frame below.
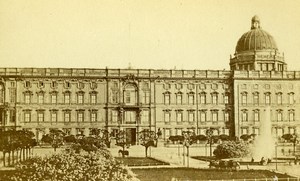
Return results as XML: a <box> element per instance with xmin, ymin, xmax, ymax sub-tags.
<box><xmin>125</xmin><ymin>128</ymin><xmax>136</xmax><ymax>145</ymax></box>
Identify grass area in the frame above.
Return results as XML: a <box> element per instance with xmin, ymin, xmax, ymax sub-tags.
<box><xmin>115</xmin><ymin>157</ymin><xmax>169</xmax><ymax>166</ymax></box>
<box><xmin>132</xmin><ymin>168</ymin><xmax>293</xmax><ymax>181</ymax></box>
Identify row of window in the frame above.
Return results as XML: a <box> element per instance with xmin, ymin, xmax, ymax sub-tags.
<box><xmin>24</xmin><ymin>81</ymin><xmax>98</xmax><ymax>89</ymax></box>
<box><xmin>241</xmin><ymin>127</ymin><xmax>295</xmax><ymax>136</ymax></box>
<box><xmin>164</xmin><ymin>110</ymin><xmax>230</xmax><ymax>123</ymax></box>
<box><xmin>163</xmin><ymin>92</ymin><xmax>229</xmax><ymax>105</ymax></box>
<box><xmin>163</xmin><ymin>83</ymin><xmax>227</xmax><ymax>90</ymax></box>
<box><xmin>23</xmin><ymin>110</ymin><xmax>98</xmax><ymax>123</ymax></box>
<box><xmin>241</xmin><ymin>109</ymin><xmax>295</xmax><ymax>122</ymax></box>
<box><xmin>163</xmin><ymin>127</ymin><xmax>230</xmax><ymax>139</ymax></box>
<box><xmin>241</xmin><ymin>92</ymin><xmax>295</xmax><ymax>105</ymax></box>
<box><xmin>23</xmin><ymin>91</ymin><xmax>97</xmax><ymax>104</ymax></box>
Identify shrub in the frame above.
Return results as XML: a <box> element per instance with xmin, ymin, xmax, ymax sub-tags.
<box><xmin>213</xmin><ymin>141</ymin><xmax>250</xmax><ymax>159</ymax></box>
<box><xmin>6</xmin><ymin>150</ymin><xmax>139</xmax><ymax>181</ymax></box>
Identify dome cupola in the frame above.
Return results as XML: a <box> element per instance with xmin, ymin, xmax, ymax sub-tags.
<box><xmin>230</xmin><ymin>16</ymin><xmax>286</xmax><ymax>71</ymax></box>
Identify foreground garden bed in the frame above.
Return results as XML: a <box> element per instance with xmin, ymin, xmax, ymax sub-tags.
<box><xmin>132</xmin><ymin>168</ymin><xmax>293</xmax><ymax>181</ymax></box>
<box><xmin>116</xmin><ymin>157</ymin><xmax>169</xmax><ymax>166</ymax></box>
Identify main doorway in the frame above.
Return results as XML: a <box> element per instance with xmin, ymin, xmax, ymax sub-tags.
<box><xmin>125</xmin><ymin>128</ymin><xmax>136</xmax><ymax>145</ymax></box>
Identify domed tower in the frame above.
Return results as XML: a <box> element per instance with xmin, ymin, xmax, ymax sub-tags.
<box><xmin>230</xmin><ymin>15</ymin><xmax>287</xmax><ymax>71</ymax></box>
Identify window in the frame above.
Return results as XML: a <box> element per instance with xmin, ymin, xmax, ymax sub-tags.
<box><xmin>241</xmin><ymin>128</ymin><xmax>248</xmax><ymax>135</ymax></box>
<box><xmin>24</xmin><ymin>93</ymin><xmax>31</xmax><ymax>104</ymax></box>
<box><xmin>277</xmin><ymin>93</ymin><xmax>282</xmax><ymax>105</ymax></box>
<box><xmin>277</xmin><ymin>128</ymin><xmax>283</xmax><ymax>136</ymax></box>
<box><xmin>142</xmin><ymin>91</ymin><xmax>150</xmax><ymax>104</ymax></box>
<box><xmin>241</xmin><ymin>92</ymin><xmax>247</xmax><ymax>105</ymax></box>
<box><xmin>124</xmin><ymin>84</ymin><xmax>137</xmax><ymax>105</ymax></box>
<box><xmin>24</xmin><ymin>112</ymin><xmax>31</xmax><ymax>122</ymax></box>
<box><xmin>91</xmin><ymin>82</ymin><xmax>97</xmax><ymax>89</ymax></box>
<box><xmin>25</xmin><ymin>81</ymin><xmax>31</xmax><ymax>88</ymax></box>
<box><xmin>188</xmin><ymin>93</ymin><xmax>194</xmax><ymax>105</ymax></box>
<box><xmin>142</xmin><ymin>110</ymin><xmax>149</xmax><ymax>124</ymax></box>
<box><xmin>253</xmin><ymin>92</ymin><xmax>259</xmax><ymax>105</ymax></box>
<box><xmin>224</xmin><ymin>94</ymin><xmax>229</xmax><ymax>104</ymax></box>
<box><xmin>51</xmin><ymin>93</ymin><xmax>57</xmax><ymax>104</ymax></box>
<box><xmin>199</xmin><ymin>83</ymin><xmax>206</xmax><ymax>90</ymax></box>
<box><xmin>176</xmin><ymin>128</ymin><xmax>182</xmax><ymax>135</ymax></box>
<box><xmin>51</xmin><ymin>81</ymin><xmax>57</xmax><ymax>88</ymax></box>
<box><xmin>289</xmin><ymin>128</ymin><xmax>295</xmax><ymax>134</ymax></box>
<box><xmin>78</xmin><ymin>82</ymin><xmax>84</xmax><ymax>89</ymax></box>
<box><xmin>176</xmin><ymin>93</ymin><xmax>182</xmax><ymax>104</ymax></box>
<box><xmin>90</xmin><ymin>93</ymin><xmax>97</xmax><ymax>104</ymax></box>
<box><xmin>124</xmin><ymin>111</ymin><xmax>136</xmax><ymax>124</ymax></box>
<box><xmin>64</xmin><ymin>92</ymin><xmax>70</xmax><ymax>104</ymax></box>
<box><xmin>176</xmin><ymin>83</ymin><xmax>183</xmax><ymax>89</ymax></box>
<box><xmin>265</xmin><ymin>93</ymin><xmax>271</xmax><ymax>105</ymax></box>
<box><xmin>37</xmin><ymin>92</ymin><xmax>44</xmax><ymax>104</ymax></box>
<box><xmin>277</xmin><ymin>110</ymin><xmax>283</xmax><ymax>122</ymax></box>
<box><xmin>90</xmin><ymin>111</ymin><xmax>97</xmax><ymax>122</ymax></box>
<box><xmin>37</xmin><ymin>112</ymin><xmax>44</xmax><ymax>122</ymax></box>
<box><xmin>164</xmin><ymin>111</ymin><xmax>170</xmax><ymax>123</ymax></box>
<box><xmin>176</xmin><ymin>111</ymin><xmax>183</xmax><ymax>122</ymax></box>
<box><xmin>224</xmin><ymin>111</ymin><xmax>229</xmax><ymax>122</ymax></box>
<box><xmin>242</xmin><ymin>110</ymin><xmax>248</xmax><ymax>122</ymax></box>
<box><xmin>188</xmin><ymin>111</ymin><xmax>195</xmax><ymax>122</ymax></box>
<box><xmin>64</xmin><ymin>112</ymin><xmax>71</xmax><ymax>122</ymax></box>
<box><xmin>77</xmin><ymin>92</ymin><xmax>84</xmax><ymax>104</ymax></box>
<box><xmin>77</xmin><ymin>111</ymin><xmax>84</xmax><ymax>122</ymax></box>
<box><xmin>112</xmin><ymin>91</ymin><xmax>118</xmax><ymax>103</ymax></box>
<box><xmin>188</xmin><ymin>84</ymin><xmax>194</xmax><ymax>90</ymax></box>
<box><xmin>38</xmin><ymin>81</ymin><xmax>44</xmax><ymax>88</ymax></box>
<box><xmin>9</xmin><ymin>89</ymin><xmax>16</xmax><ymax>103</ymax></box>
<box><xmin>289</xmin><ymin>110</ymin><xmax>295</xmax><ymax>122</ymax></box>
<box><xmin>164</xmin><ymin>129</ymin><xmax>170</xmax><ymax>139</ymax></box>
<box><xmin>212</xmin><ymin>111</ymin><xmax>218</xmax><ymax>122</ymax></box>
<box><xmin>199</xmin><ymin>111</ymin><xmax>206</xmax><ymax>122</ymax></box>
<box><xmin>253</xmin><ymin>128</ymin><xmax>259</xmax><ymax>135</ymax></box>
<box><xmin>112</xmin><ymin>110</ymin><xmax>118</xmax><ymax>123</ymax></box>
<box><xmin>199</xmin><ymin>92</ymin><xmax>206</xmax><ymax>104</ymax></box>
<box><xmin>164</xmin><ymin>92</ymin><xmax>170</xmax><ymax>104</ymax></box>
<box><xmin>289</xmin><ymin>93</ymin><xmax>294</xmax><ymax>104</ymax></box>
<box><xmin>254</xmin><ymin>110</ymin><xmax>260</xmax><ymax>122</ymax></box>
<box><xmin>51</xmin><ymin>112</ymin><xmax>57</xmax><ymax>122</ymax></box>
<box><xmin>65</xmin><ymin>81</ymin><xmax>71</xmax><ymax>89</ymax></box>
<box><xmin>163</xmin><ymin>83</ymin><xmax>171</xmax><ymax>90</ymax></box>
<box><xmin>211</xmin><ymin>93</ymin><xmax>218</xmax><ymax>105</ymax></box>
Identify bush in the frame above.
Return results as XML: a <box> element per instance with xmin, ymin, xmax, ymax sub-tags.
<box><xmin>168</xmin><ymin>136</ymin><xmax>184</xmax><ymax>144</ymax></box>
<box><xmin>213</xmin><ymin>141</ymin><xmax>250</xmax><ymax>159</ymax></box>
<box><xmin>6</xmin><ymin>149</ymin><xmax>139</xmax><ymax>181</ymax></box>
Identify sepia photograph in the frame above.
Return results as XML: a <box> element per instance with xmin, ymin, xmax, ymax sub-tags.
<box><xmin>0</xmin><ymin>0</ymin><xmax>300</xmax><ymax>180</ymax></box>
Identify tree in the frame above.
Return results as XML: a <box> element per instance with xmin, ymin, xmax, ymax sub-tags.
<box><xmin>240</xmin><ymin>134</ymin><xmax>251</xmax><ymax>141</ymax></box>
<box><xmin>138</xmin><ymin>129</ymin><xmax>157</xmax><ymax>157</ymax></box>
<box><xmin>213</xmin><ymin>141</ymin><xmax>250</xmax><ymax>159</ymax></box>
<box><xmin>115</xmin><ymin>130</ymin><xmax>130</xmax><ymax>158</ymax></box>
<box><xmin>282</xmin><ymin>134</ymin><xmax>298</xmax><ymax>155</ymax></box>
<box><xmin>41</xmin><ymin>129</ymin><xmax>65</xmax><ymax>151</ymax></box>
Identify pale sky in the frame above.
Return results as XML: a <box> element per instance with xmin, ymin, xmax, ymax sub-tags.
<box><xmin>0</xmin><ymin>0</ymin><xmax>300</xmax><ymax>70</ymax></box>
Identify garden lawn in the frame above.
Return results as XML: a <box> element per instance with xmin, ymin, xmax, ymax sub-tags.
<box><xmin>115</xmin><ymin>157</ymin><xmax>169</xmax><ymax>166</ymax></box>
<box><xmin>132</xmin><ymin>168</ymin><xmax>293</xmax><ymax>181</ymax></box>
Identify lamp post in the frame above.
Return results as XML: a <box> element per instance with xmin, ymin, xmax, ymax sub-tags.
<box><xmin>182</xmin><ymin>130</ymin><xmax>195</xmax><ymax>167</ymax></box>
<box><xmin>275</xmin><ymin>142</ymin><xmax>278</xmax><ymax>171</ymax></box>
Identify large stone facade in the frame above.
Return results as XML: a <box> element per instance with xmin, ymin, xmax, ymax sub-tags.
<box><xmin>0</xmin><ymin>16</ymin><xmax>299</xmax><ymax>143</ymax></box>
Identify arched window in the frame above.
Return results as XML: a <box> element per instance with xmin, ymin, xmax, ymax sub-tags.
<box><xmin>124</xmin><ymin>84</ymin><xmax>137</xmax><ymax>105</ymax></box>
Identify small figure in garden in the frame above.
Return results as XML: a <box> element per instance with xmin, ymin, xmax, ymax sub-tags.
<box><xmin>251</xmin><ymin>157</ymin><xmax>254</xmax><ymax>163</ymax></box>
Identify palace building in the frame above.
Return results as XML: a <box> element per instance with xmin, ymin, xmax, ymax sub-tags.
<box><xmin>0</xmin><ymin>16</ymin><xmax>299</xmax><ymax>144</ymax></box>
